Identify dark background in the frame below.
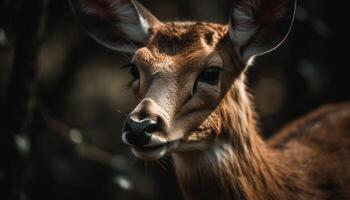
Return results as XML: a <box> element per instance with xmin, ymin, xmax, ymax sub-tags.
<box><xmin>0</xmin><ymin>0</ymin><xmax>348</xmax><ymax>199</ymax></box>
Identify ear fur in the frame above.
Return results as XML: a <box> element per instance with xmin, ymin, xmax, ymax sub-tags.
<box><xmin>228</xmin><ymin>0</ymin><xmax>297</xmax><ymax>61</ymax></box>
<box><xmin>70</xmin><ymin>0</ymin><xmax>161</xmax><ymax>53</ymax></box>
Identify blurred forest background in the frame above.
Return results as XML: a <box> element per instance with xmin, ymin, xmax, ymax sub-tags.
<box><xmin>0</xmin><ymin>0</ymin><xmax>349</xmax><ymax>199</ymax></box>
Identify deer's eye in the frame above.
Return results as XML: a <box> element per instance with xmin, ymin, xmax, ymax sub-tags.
<box><xmin>197</xmin><ymin>67</ymin><xmax>222</xmax><ymax>85</ymax></box>
<box><xmin>128</xmin><ymin>64</ymin><xmax>139</xmax><ymax>81</ymax></box>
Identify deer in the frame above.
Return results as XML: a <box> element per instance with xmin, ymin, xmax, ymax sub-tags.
<box><xmin>70</xmin><ymin>0</ymin><xmax>350</xmax><ymax>199</ymax></box>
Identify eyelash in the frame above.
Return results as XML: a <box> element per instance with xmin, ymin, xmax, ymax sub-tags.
<box><xmin>193</xmin><ymin>66</ymin><xmax>222</xmax><ymax>93</ymax></box>
<box><xmin>122</xmin><ymin>63</ymin><xmax>140</xmax><ymax>90</ymax></box>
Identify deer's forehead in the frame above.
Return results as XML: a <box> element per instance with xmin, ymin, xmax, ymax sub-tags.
<box><xmin>132</xmin><ymin>22</ymin><xmax>227</xmax><ymax>72</ymax></box>
<box><xmin>133</xmin><ymin>47</ymin><xmax>212</xmax><ymax>71</ymax></box>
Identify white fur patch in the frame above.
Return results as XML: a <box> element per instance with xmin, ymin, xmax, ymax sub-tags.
<box><xmin>112</xmin><ymin>1</ymin><xmax>149</xmax><ymax>42</ymax></box>
<box><xmin>143</xmin><ymin>134</ymin><xmax>167</xmax><ymax>147</ymax></box>
<box><xmin>229</xmin><ymin>8</ymin><xmax>256</xmax><ymax>46</ymax></box>
<box><xmin>173</xmin><ymin>141</ymin><xmax>235</xmax><ymax>170</ymax></box>
<box><xmin>229</xmin><ymin>7</ymin><xmax>257</xmax><ymax>60</ymax></box>
<box><xmin>208</xmin><ymin>142</ymin><xmax>235</xmax><ymax>164</ymax></box>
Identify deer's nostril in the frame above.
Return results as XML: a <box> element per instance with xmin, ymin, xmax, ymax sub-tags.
<box><xmin>126</xmin><ymin>117</ymin><xmax>157</xmax><ymax>133</ymax></box>
<box><xmin>144</xmin><ymin>123</ymin><xmax>159</xmax><ymax>133</ymax></box>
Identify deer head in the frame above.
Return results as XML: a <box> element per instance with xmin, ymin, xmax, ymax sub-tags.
<box><xmin>70</xmin><ymin>0</ymin><xmax>296</xmax><ymax>160</ymax></box>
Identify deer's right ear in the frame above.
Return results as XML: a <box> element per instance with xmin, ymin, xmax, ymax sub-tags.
<box><xmin>70</xmin><ymin>0</ymin><xmax>161</xmax><ymax>53</ymax></box>
<box><xmin>228</xmin><ymin>0</ymin><xmax>296</xmax><ymax>61</ymax></box>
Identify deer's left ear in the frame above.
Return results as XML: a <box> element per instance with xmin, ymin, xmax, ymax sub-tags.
<box><xmin>70</xmin><ymin>0</ymin><xmax>162</xmax><ymax>53</ymax></box>
<box><xmin>228</xmin><ymin>0</ymin><xmax>296</xmax><ymax>61</ymax></box>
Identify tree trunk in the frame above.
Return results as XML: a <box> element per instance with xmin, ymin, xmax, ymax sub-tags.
<box><xmin>0</xmin><ymin>0</ymin><xmax>47</xmax><ymax>199</ymax></box>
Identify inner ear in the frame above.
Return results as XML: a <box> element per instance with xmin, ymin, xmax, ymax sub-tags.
<box><xmin>228</xmin><ymin>0</ymin><xmax>296</xmax><ymax>61</ymax></box>
<box><xmin>70</xmin><ymin>0</ymin><xmax>162</xmax><ymax>53</ymax></box>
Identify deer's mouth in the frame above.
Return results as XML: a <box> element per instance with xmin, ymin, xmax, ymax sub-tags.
<box><xmin>124</xmin><ymin>129</ymin><xmax>213</xmax><ymax>160</ymax></box>
<box><xmin>130</xmin><ymin>140</ymin><xmax>179</xmax><ymax>160</ymax></box>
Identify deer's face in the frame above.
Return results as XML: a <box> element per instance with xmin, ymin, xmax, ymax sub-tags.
<box><xmin>122</xmin><ymin>24</ymin><xmax>235</xmax><ymax>159</ymax></box>
<box><xmin>71</xmin><ymin>0</ymin><xmax>296</xmax><ymax>160</ymax></box>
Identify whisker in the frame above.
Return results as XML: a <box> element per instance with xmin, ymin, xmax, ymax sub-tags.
<box><xmin>115</xmin><ymin>108</ymin><xmax>128</xmax><ymax>117</ymax></box>
<box><xmin>120</xmin><ymin>81</ymin><xmax>133</xmax><ymax>92</ymax></box>
<box><xmin>163</xmin><ymin>156</ymin><xmax>173</xmax><ymax>166</ymax></box>
<box><xmin>158</xmin><ymin>158</ymin><xmax>169</xmax><ymax>171</ymax></box>
<box><xmin>119</xmin><ymin>51</ymin><xmax>133</xmax><ymax>61</ymax></box>
<box><xmin>134</xmin><ymin>159</ymin><xmax>143</xmax><ymax>169</ymax></box>
<box><xmin>144</xmin><ymin>161</ymin><xmax>149</xmax><ymax>176</ymax></box>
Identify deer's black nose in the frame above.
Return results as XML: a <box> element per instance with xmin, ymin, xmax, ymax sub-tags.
<box><xmin>123</xmin><ymin>117</ymin><xmax>158</xmax><ymax>146</ymax></box>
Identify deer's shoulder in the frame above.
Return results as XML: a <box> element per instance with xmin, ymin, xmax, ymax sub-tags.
<box><xmin>268</xmin><ymin>102</ymin><xmax>350</xmax><ymax>198</ymax></box>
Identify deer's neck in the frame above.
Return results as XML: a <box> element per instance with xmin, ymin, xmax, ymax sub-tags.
<box><xmin>173</xmin><ymin>142</ymin><xmax>285</xmax><ymax>200</ymax></box>
<box><xmin>173</xmin><ymin>80</ymin><xmax>310</xmax><ymax>200</ymax></box>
